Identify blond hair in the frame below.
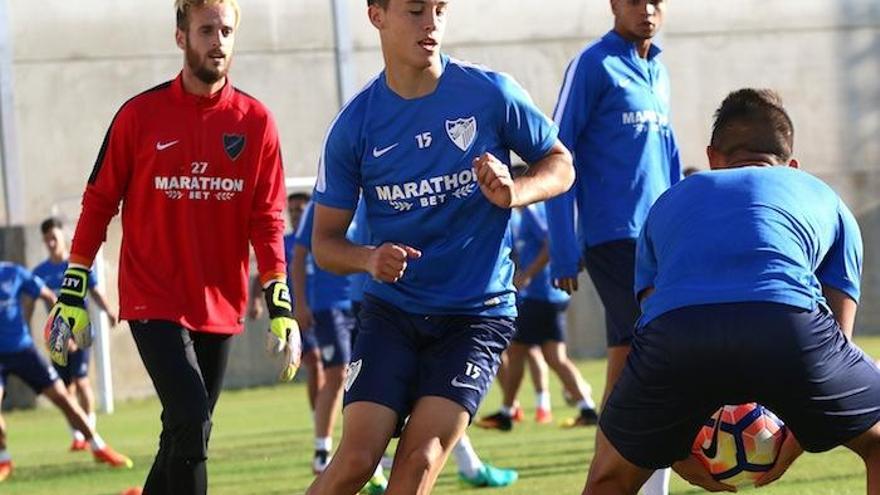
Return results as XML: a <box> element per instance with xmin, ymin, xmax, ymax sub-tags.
<box><xmin>175</xmin><ymin>0</ymin><xmax>241</xmax><ymax>30</ymax></box>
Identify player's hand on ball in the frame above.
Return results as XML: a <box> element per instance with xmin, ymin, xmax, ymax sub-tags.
<box><xmin>44</xmin><ymin>266</ymin><xmax>93</xmax><ymax>365</ymax></box>
<box><xmin>672</xmin><ymin>456</ymin><xmax>737</xmax><ymax>493</ymax></box>
<box><xmin>474</xmin><ymin>152</ymin><xmax>517</xmax><ymax>208</ymax></box>
<box><xmin>263</xmin><ymin>280</ymin><xmax>301</xmax><ymax>381</ymax></box>
<box><xmin>367</xmin><ymin>243</ymin><xmax>422</xmax><ymax>283</ymax></box>
<box><xmin>754</xmin><ymin>433</ymin><xmax>803</xmax><ymax>488</ymax></box>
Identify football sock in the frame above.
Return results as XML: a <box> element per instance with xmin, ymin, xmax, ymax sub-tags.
<box><xmin>71</xmin><ymin>427</ymin><xmax>86</xmax><ymax>441</ymax></box>
<box><xmin>89</xmin><ymin>434</ymin><xmax>106</xmax><ymax>451</ymax></box>
<box><xmin>452</xmin><ymin>435</ymin><xmax>483</xmax><ymax>478</ymax></box>
<box><xmin>536</xmin><ymin>391</ymin><xmax>551</xmax><ymax>410</ymax></box>
<box><xmin>315</xmin><ymin>436</ymin><xmax>332</xmax><ymax>452</ymax></box>
<box><xmin>641</xmin><ymin>468</ymin><xmax>670</xmax><ymax>495</ymax></box>
<box><xmin>499</xmin><ymin>405</ymin><xmax>515</xmax><ymax>418</ymax></box>
<box><xmin>87</xmin><ymin>412</ymin><xmax>97</xmax><ymax>429</ymax></box>
<box><xmin>577</xmin><ymin>398</ymin><xmax>596</xmax><ymax>411</ymax></box>
<box><xmin>0</xmin><ymin>449</ymin><xmax>10</xmax><ymax>462</ymax></box>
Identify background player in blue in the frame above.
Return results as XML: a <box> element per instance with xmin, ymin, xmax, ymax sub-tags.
<box><xmin>32</xmin><ymin>217</ymin><xmax>118</xmax><ymax>452</ymax></box>
<box><xmin>306</xmin><ymin>1</ymin><xmax>574</xmax><ymax>493</ymax></box>
<box><xmin>546</xmin><ymin>1</ymin><xmax>679</xmax><ymax>491</ymax></box>
<box><xmin>584</xmin><ymin>89</ymin><xmax>880</xmax><ymax>494</ymax></box>
<box><xmin>292</xmin><ymin>199</ymin><xmax>358</xmax><ymax>476</ymax></box>
<box><xmin>478</xmin><ymin>202</ymin><xmax>598</xmax><ymax>432</ymax></box>
<box><xmin>0</xmin><ymin>262</ymin><xmax>131</xmax><ymax>482</ymax></box>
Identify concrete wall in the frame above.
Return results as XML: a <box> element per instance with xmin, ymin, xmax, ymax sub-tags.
<box><xmin>0</xmin><ymin>1</ymin><xmax>877</xmax><ymax>404</ymax></box>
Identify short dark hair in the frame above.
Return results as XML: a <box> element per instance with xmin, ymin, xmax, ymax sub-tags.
<box><xmin>710</xmin><ymin>88</ymin><xmax>794</xmax><ymax>162</ymax></box>
<box><xmin>367</xmin><ymin>0</ymin><xmax>389</xmax><ymax>7</ymax></box>
<box><xmin>40</xmin><ymin>217</ymin><xmax>63</xmax><ymax>235</ymax></box>
<box><xmin>287</xmin><ymin>192</ymin><xmax>311</xmax><ymax>202</ymax></box>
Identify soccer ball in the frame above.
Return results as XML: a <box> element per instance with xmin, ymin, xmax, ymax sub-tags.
<box><xmin>691</xmin><ymin>403</ymin><xmax>787</xmax><ymax>487</ymax></box>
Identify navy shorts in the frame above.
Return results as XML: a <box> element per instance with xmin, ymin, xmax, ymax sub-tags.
<box><xmin>300</xmin><ymin>326</ymin><xmax>319</xmax><ymax>354</ymax></box>
<box><xmin>53</xmin><ymin>347</ymin><xmax>90</xmax><ymax>385</ymax></box>
<box><xmin>513</xmin><ymin>298</ymin><xmax>568</xmax><ymax>345</ymax></box>
<box><xmin>600</xmin><ymin>302</ymin><xmax>880</xmax><ymax>469</ymax></box>
<box><xmin>0</xmin><ymin>346</ymin><xmax>60</xmax><ymax>393</ymax></box>
<box><xmin>583</xmin><ymin>239</ymin><xmax>640</xmax><ymax>347</ymax></box>
<box><xmin>344</xmin><ymin>295</ymin><xmax>515</xmax><ymax>426</ymax></box>
<box><xmin>314</xmin><ymin>307</ymin><xmax>356</xmax><ymax>368</ymax></box>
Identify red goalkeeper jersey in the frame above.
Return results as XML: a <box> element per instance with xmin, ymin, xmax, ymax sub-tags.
<box><xmin>70</xmin><ymin>73</ymin><xmax>287</xmax><ymax>334</ymax></box>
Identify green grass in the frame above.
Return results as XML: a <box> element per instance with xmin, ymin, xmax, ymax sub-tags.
<box><xmin>3</xmin><ymin>335</ymin><xmax>879</xmax><ymax>494</ymax></box>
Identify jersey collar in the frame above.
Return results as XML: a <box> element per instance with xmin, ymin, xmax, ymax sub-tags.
<box><xmin>170</xmin><ymin>71</ymin><xmax>235</xmax><ymax>108</ymax></box>
<box><xmin>603</xmin><ymin>29</ymin><xmax>663</xmax><ymax>61</ymax></box>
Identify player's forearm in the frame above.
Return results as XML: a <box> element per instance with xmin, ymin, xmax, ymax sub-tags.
<box><xmin>312</xmin><ymin>235</ymin><xmax>374</xmax><ymax>276</ymax></box>
<box><xmin>88</xmin><ymin>288</ymin><xmax>113</xmax><ymax>314</ymax></box>
<box><xmin>822</xmin><ymin>285</ymin><xmax>858</xmax><ymax>339</ymax></box>
<box><xmin>523</xmin><ymin>244</ymin><xmax>551</xmax><ymax>280</ymax></box>
<box><xmin>512</xmin><ymin>143</ymin><xmax>574</xmax><ymax>207</ymax></box>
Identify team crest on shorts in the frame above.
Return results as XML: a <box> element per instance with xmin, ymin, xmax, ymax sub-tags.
<box><xmin>344</xmin><ymin>359</ymin><xmax>362</xmax><ymax>392</ymax></box>
<box><xmin>446</xmin><ymin>117</ymin><xmax>477</xmax><ymax>152</ymax></box>
<box><xmin>223</xmin><ymin>134</ymin><xmax>246</xmax><ymax>161</ymax></box>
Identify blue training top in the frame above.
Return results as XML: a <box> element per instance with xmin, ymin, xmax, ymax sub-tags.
<box><xmin>33</xmin><ymin>258</ymin><xmax>98</xmax><ymax>310</ymax></box>
<box><xmin>516</xmin><ymin>203</ymin><xmax>570</xmax><ymax>304</ymax></box>
<box><xmin>348</xmin><ymin>200</ymin><xmax>370</xmax><ymax>304</ymax></box>
<box><xmin>0</xmin><ymin>262</ymin><xmax>46</xmax><ymax>353</ymax></box>
<box><xmin>635</xmin><ymin>166</ymin><xmax>863</xmax><ymax>327</ymax></box>
<box><xmin>294</xmin><ymin>201</ymin><xmax>352</xmax><ymax>312</ymax></box>
<box><xmin>546</xmin><ymin>30</ymin><xmax>681</xmax><ymax>280</ymax></box>
<box><xmin>314</xmin><ymin>55</ymin><xmax>559</xmax><ymax>316</ymax></box>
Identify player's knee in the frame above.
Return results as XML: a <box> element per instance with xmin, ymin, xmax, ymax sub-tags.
<box><xmin>167</xmin><ymin>415</ymin><xmax>212</xmax><ymax>461</ymax></box>
<box><xmin>336</xmin><ymin>448</ymin><xmax>380</xmax><ymax>483</ymax></box>
<box><xmin>397</xmin><ymin>441</ymin><xmax>445</xmax><ymax>478</ymax></box>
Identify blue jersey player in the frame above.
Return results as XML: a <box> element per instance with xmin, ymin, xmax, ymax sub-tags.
<box><xmin>585</xmin><ymin>89</ymin><xmax>880</xmax><ymax>494</ymax></box>
<box><xmin>305</xmin><ymin>1</ymin><xmax>574</xmax><ymax>493</ymax></box>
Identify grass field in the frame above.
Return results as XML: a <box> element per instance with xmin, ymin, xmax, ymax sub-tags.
<box><xmin>2</xmin><ymin>335</ymin><xmax>879</xmax><ymax>494</ymax></box>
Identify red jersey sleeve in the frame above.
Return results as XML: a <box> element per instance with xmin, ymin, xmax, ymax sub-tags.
<box><xmin>69</xmin><ymin>105</ymin><xmax>135</xmax><ymax>267</ymax></box>
<box><xmin>250</xmin><ymin>110</ymin><xmax>287</xmax><ymax>285</ymax></box>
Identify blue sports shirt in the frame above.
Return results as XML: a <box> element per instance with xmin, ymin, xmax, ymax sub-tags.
<box><xmin>348</xmin><ymin>200</ymin><xmax>370</xmax><ymax>303</ymax></box>
<box><xmin>546</xmin><ymin>30</ymin><xmax>681</xmax><ymax>279</ymax></box>
<box><xmin>314</xmin><ymin>55</ymin><xmax>559</xmax><ymax>316</ymax></box>
<box><xmin>294</xmin><ymin>201</ymin><xmax>352</xmax><ymax>312</ymax></box>
<box><xmin>0</xmin><ymin>262</ymin><xmax>46</xmax><ymax>353</ymax></box>
<box><xmin>33</xmin><ymin>259</ymin><xmax>98</xmax><ymax>309</ymax></box>
<box><xmin>635</xmin><ymin>167</ymin><xmax>863</xmax><ymax>327</ymax></box>
<box><xmin>516</xmin><ymin>203</ymin><xmax>570</xmax><ymax>304</ymax></box>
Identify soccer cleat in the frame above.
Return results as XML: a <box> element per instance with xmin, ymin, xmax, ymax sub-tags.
<box><xmin>475</xmin><ymin>411</ymin><xmax>513</xmax><ymax>432</ymax></box>
<box><xmin>560</xmin><ymin>407</ymin><xmax>599</xmax><ymax>428</ymax></box>
<box><xmin>511</xmin><ymin>405</ymin><xmax>524</xmax><ymax>422</ymax></box>
<box><xmin>93</xmin><ymin>446</ymin><xmax>134</xmax><ymax>468</ymax></box>
<box><xmin>360</xmin><ymin>472</ymin><xmax>388</xmax><ymax>495</ymax></box>
<box><xmin>119</xmin><ymin>488</ymin><xmax>143</xmax><ymax>495</ymax></box>
<box><xmin>313</xmin><ymin>449</ymin><xmax>331</xmax><ymax>475</ymax></box>
<box><xmin>535</xmin><ymin>407</ymin><xmax>553</xmax><ymax>424</ymax></box>
<box><xmin>70</xmin><ymin>438</ymin><xmax>89</xmax><ymax>452</ymax></box>
<box><xmin>459</xmin><ymin>463</ymin><xmax>519</xmax><ymax>487</ymax></box>
<box><xmin>0</xmin><ymin>460</ymin><xmax>12</xmax><ymax>482</ymax></box>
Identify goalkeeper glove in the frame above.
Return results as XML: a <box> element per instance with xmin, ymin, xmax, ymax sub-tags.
<box><xmin>44</xmin><ymin>266</ymin><xmax>93</xmax><ymax>366</ymax></box>
<box><xmin>263</xmin><ymin>280</ymin><xmax>301</xmax><ymax>381</ymax></box>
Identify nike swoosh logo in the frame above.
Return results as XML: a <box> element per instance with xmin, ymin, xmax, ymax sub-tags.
<box><xmin>372</xmin><ymin>143</ymin><xmax>399</xmax><ymax>158</ymax></box>
<box><xmin>701</xmin><ymin>415</ymin><xmax>722</xmax><ymax>458</ymax></box>
<box><xmin>156</xmin><ymin>140</ymin><xmax>180</xmax><ymax>151</ymax></box>
<box><xmin>450</xmin><ymin>376</ymin><xmax>481</xmax><ymax>391</ymax></box>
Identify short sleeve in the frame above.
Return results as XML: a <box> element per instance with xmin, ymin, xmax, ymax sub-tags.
<box><xmin>87</xmin><ymin>269</ymin><xmax>99</xmax><ymax>289</ymax></box>
<box><xmin>816</xmin><ymin>199</ymin><xmax>863</xmax><ymax>302</ymax></box>
<box><xmin>294</xmin><ymin>201</ymin><xmax>316</xmax><ymax>250</ymax></box>
<box><xmin>17</xmin><ymin>266</ymin><xmax>45</xmax><ymax>299</ymax></box>
<box><xmin>313</xmin><ymin>109</ymin><xmax>362</xmax><ymax>211</ymax></box>
<box><xmin>496</xmin><ymin>73</ymin><xmax>559</xmax><ymax>164</ymax></box>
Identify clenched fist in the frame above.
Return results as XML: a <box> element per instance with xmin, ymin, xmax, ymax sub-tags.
<box><xmin>474</xmin><ymin>152</ymin><xmax>517</xmax><ymax>208</ymax></box>
<box><xmin>367</xmin><ymin>243</ymin><xmax>422</xmax><ymax>283</ymax></box>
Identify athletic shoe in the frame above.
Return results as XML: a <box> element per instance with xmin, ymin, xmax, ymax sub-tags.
<box><xmin>511</xmin><ymin>405</ymin><xmax>524</xmax><ymax>422</ymax></box>
<box><xmin>93</xmin><ymin>446</ymin><xmax>134</xmax><ymax>468</ymax></box>
<box><xmin>360</xmin><ymin>472</ymin><xmax>388</xmax><ymax>495</ymax></box>
<box><xmin>475</xmin><ymin>411</ymin><xmax>513</xmax><ymax>432</ymax></box>
<box><xmin>70</xmin><ymin>438</ymin><xmax>89</xmax><ymax>452</ymax></box>
<box><xmin>535</xmin><ymin>407</ymin><xmax>553</xmax><ymax>424</ymax></box>
<box><xmin>560</xmin><ymin>407</ymin><xmax>599</xmax><ymax>428</ymax></box>
<box><xmin>459</xmin><ymin>463</ymin><xmax>519</xmax><ymax>487</ymax></box>
<box><xmin>0</xmin><ymin>460</ymin><xmax>12</xmax><ymax>482</ymax></box>
<box><xmin>119</xmin><ymin>488</ymin><xmax>143</xmax><ymax>495</ymax></box>
<box><xmin>313</xmin><ymin>449</ymin><xmax>331</xmax><ymax>474</ymax></box>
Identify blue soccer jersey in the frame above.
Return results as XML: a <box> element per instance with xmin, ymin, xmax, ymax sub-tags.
<box><xmin>33</xmin><ymin>259</ymin><xmax>98</xmax><ymax>308</ymax></box>
<box><xmin>0</xmin><ymin>263</ymin><xmax>46</xmax><ymax>353</ymax></box>
<box><xmin>516</xmin><ymin>203</ymin><xmax>570</xmax><ymax>304</ymax></box>
<box><xmin>546</xmin><ymin>30</ymin><xmax>681</xmax><ymax>279</ymax></box>
<box><xmin>348</xmin><ymin>200</ymin><xmax>370</xmax><ymax>303</ymax></box>
<box><xmin>635</xmin><ymin>166</ymin><xmax>863</xmax><ymax>327</ymax></box>
<box><xmin>314</xmin><ymin>55</ymin><xmax>559</xmax><ymax>316</ymax></box>
<box><xmin>294</xmin><ymin>201</ymin><xmax>352</xmax><ymax>312</ymax></box>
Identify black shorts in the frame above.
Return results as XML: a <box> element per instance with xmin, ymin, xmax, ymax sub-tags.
<box><xmin>0</xmin><ymin>346</ymin><xmax>59</xmax><ymax>393</ymax></box>
<box><xmin>583</xmin><ymin>239</ymin><xmax>640</xmax><ymax>347</ymax></box>
<box><xmin>513</xmin><ymin>298</ymin><xmax>568</xmax><ymax>345</ymax></box>
<box><xmin>600</xmin><ymin>302</ymin><xmax>880</xmax><ymax>469</ymax></box>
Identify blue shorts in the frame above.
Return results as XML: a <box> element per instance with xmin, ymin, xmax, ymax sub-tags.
<box><xmin>314</xmin><ymin>307</ymin><xmax>356</xmax><ymax>368</ymax></box>
<box><xmin>300</xmin><ymin>326</ymin><xmax>319</xmax><ymax>354</ymax></box>
<box><xmin>0</xmin><ymin>346</ymin><xmax>60</xmax><ymax>393</ymax></box>
<box><xmin>601</xmin><ymin>302</ymin><xmax>880</xmax><ymax>469</ymax></box>
<box><xmin>513</xmin><ymin>298</ymin><xmax>568</xmax><ymax>345</ymax></box>
<box><xmin>583</xmin><ymin>239</ymin><xmax>640</xmax><ymax>347</ymax></box>
<box><xmin>53</xmin><ymin>347</ymin><xmax>90</xmax><ymax>385</ymax></box>
<box><xmin>344</xmin><ymin>295</ymin><xmax>515</xmax><ymax>428</ymax></box>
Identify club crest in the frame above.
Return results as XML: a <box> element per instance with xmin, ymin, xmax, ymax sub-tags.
<box><xmin>445</xmin><ymin>117</ymin><xmax>477</xmax><ymax>152</ymax></box>
<box><xmin>223</xmin><ymin>133</ymin><xmax>246</xmax><ymax>161</ymax></box>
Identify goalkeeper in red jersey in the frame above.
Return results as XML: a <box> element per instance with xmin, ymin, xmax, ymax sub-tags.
<box><xmin>42</xmin><ymin>1</ymin><xmax>299</xmax><ymax>493</ymax></box>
